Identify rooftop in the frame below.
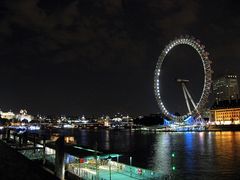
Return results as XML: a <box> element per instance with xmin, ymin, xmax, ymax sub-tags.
<box><xmin>211</xmin><ymin>100</ymin><xmax>240</xmax><ymax>110</ymax></box>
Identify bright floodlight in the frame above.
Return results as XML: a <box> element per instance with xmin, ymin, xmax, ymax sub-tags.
<box><xmin>154</xmin><ymin>35</ymin><xmax>213</xmax><ymax>121</ymax></box>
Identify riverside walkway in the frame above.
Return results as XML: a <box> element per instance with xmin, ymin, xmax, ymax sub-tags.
<box><xmin>0</xmin><ymin>140</ymin><xmax>58</xmax><ymax>180</ymax></box>
<box><xmin>0</xmin><ymin>128</ymin><xmax>169</xmax><ymax>180</ymax></box>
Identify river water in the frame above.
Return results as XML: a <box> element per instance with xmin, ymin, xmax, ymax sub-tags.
<box><xmin>61</xmin><ymin>130</ymin><xmax>240</xmax><ymax>179</ymax></box>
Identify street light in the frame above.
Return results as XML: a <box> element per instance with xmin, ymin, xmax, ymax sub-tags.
<box><xmin>171</xmin><ymin>152</ymin><xmax>176</xmax><ymax>171</ymax></box>
<box><xmin>116</xmin><ymin>154</ymin><xmax>119</xmax><ymax>172</ymax></box>
<box><xmin>108</xmin><ymin>155</ymin><xmax>112</xmax><ymax>180</ymax></box>
<box><xmin>130</xmin><ymin>156</ymin><xmax>132</xmax><ymax>177</ymax></box>
<box><xmin>96</xmin><ymin>156</ymin><xmax>99</xmax><ymax>179</ymax></box>
<box><xmin>117</xmin><ymin>154</ymin><xmax>119</xmax><ymax>163</ymax></box>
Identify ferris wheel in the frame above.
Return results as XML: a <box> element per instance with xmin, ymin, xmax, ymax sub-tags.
<box><xmin>154</xmin><ymin>35</ymin><xmax>213</xmax><ymax>121</ymax></box>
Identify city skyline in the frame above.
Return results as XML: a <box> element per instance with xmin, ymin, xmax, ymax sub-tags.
<box><xmin>0</xmin><ymin>0</ymin><xmax>240</xmax><ymax>116</ymax></box>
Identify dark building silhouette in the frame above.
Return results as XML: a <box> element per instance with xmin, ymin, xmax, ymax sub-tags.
<box><xmin>213</xmin><ymin>75</ymin><xmax>239</xmax><ymax>102</ymax></box>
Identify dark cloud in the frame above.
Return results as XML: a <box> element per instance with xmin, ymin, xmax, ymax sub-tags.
<box><xmin>0</xmin><ymin>0</ymin><xmax>200</xmax><ymax>69</ymax></box>
<box><xmin>147</xmin><ymin>0</ymin><xmax>199</xmax><ymax>37</ymax></box>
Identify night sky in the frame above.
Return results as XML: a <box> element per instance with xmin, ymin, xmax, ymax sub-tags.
<box><xmin>0</xmin><ymin>0</ymin><xmax>240</xmax><ymax>116</ymax></box>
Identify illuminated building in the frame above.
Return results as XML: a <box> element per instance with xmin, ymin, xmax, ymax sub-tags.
<box><xmin>64</xmin><ymin>136</ymin><xmax>76</xmax><ymax>144</ymax></box>
<box><xmin>0</xmin><ymin>111</ymin><xmax>15</xmax><ymax>120</ymax></box>
<box><xmin>213</xmin><ymin>75</ymin><xmax>239</xmax><ymax>102</ymax></box>
<box><xmin>210</xmin><ymin>100</ymin><xmax>240</xmax><ymax>125</ymax></box>
<box><xmin>15</xmin><ymin>109</ymin><xmax>33</xmax><ymax>122</ymax></box>
<box><xmin>97</xmin><ymin>116</ymin><xmax>110</xmax><ymax>127</ymax></box>
<box><xmin>112</xmin><ymin>117</ymin><xmax>122</xmax><ymax>122</ymax></box>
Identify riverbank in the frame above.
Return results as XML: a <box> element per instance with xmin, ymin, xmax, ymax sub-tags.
<box><xmin>207</xmin><ymin>124</ymin><xmax>240</xmax><ymax>131</ymax></box>
<box><xmin>0</xmin><ymin>140</ymin><xmax>58</xmax><ymax>180</ymax></box>
<box><xmin>132</xmin><ymin>124</ymin><xmax>240</xmax><ymax>132</ymax></box>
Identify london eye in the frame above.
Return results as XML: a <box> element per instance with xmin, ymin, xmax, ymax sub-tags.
<box><xmin>154</xmin><ymin>35</ymin><xmax>213</xmax><ymax>122</ymax></box>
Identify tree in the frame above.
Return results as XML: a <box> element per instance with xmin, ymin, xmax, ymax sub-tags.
<box><xmin>0</xmin><ymin>118</ymin><xmax>9</xmax><ymax>126</ymax></box>
<box><xmin>133</xmin><ymin>114</ymin><xmax>164</xmax><ymax>126</ymax></box>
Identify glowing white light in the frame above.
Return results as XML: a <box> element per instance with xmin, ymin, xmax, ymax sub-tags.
<box><xmin>28</xmin><ymin>126</ymin><xmax>40</xmax><ymax>130</ymax></box>
<box><xmin>154</xmin><ymin>35</ymin><xmax>212</xmax><ymax>121</ymax></box>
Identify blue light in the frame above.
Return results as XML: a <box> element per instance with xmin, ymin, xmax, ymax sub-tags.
<box><xmin>164</xmin><ymin>119</ymin><xmax>172</xmax><ymax>126</ymax></box>
<box><xmin>184</xmin><ymin>116</ymin><xmax>194</xmax><ymax>125</ymax></box>
<box><xmin>65</xmin><ymin>154</ymin><xmax>76</xmax><ymax>163</ymax></box>
<box><xmin>184</xmin><ymin>133</ymin><xmax>194</xmax><ymax>169</ymax></box>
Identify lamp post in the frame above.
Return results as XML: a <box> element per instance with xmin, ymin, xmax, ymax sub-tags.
<box><xmin>96</xmin><ymin>156</ymin><xmax>99</xmax><ymax>179</ymax></box>
<box><xmin>116</xmin><ymin>154</ymin><xmax>119</xmax><ymax>172</ymax></box>
<box><xmin>171</xmin><ymin>152</ymin><xmax>176</xmax><ymax>171</ymax></box>
<box><xmin>130</xmin><ymin>156</ymin><xmax>132</xmax><ymax>177</ymax></box>
<box><xmin>108</xmin><ymin>155</ymin><xmax>112</xmax><ymax>180</ymax></box>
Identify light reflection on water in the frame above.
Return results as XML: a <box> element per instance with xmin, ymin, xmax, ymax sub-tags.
<box><xmin>72</xmin><ymin>130</ymin><xmax>240</xmax><ymax>179</ymax></box>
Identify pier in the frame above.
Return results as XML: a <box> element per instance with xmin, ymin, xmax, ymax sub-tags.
<box><xmin>0</xmin><ymin>128</ymin><xmax>168</xmax><ymax>180</ymax></box>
